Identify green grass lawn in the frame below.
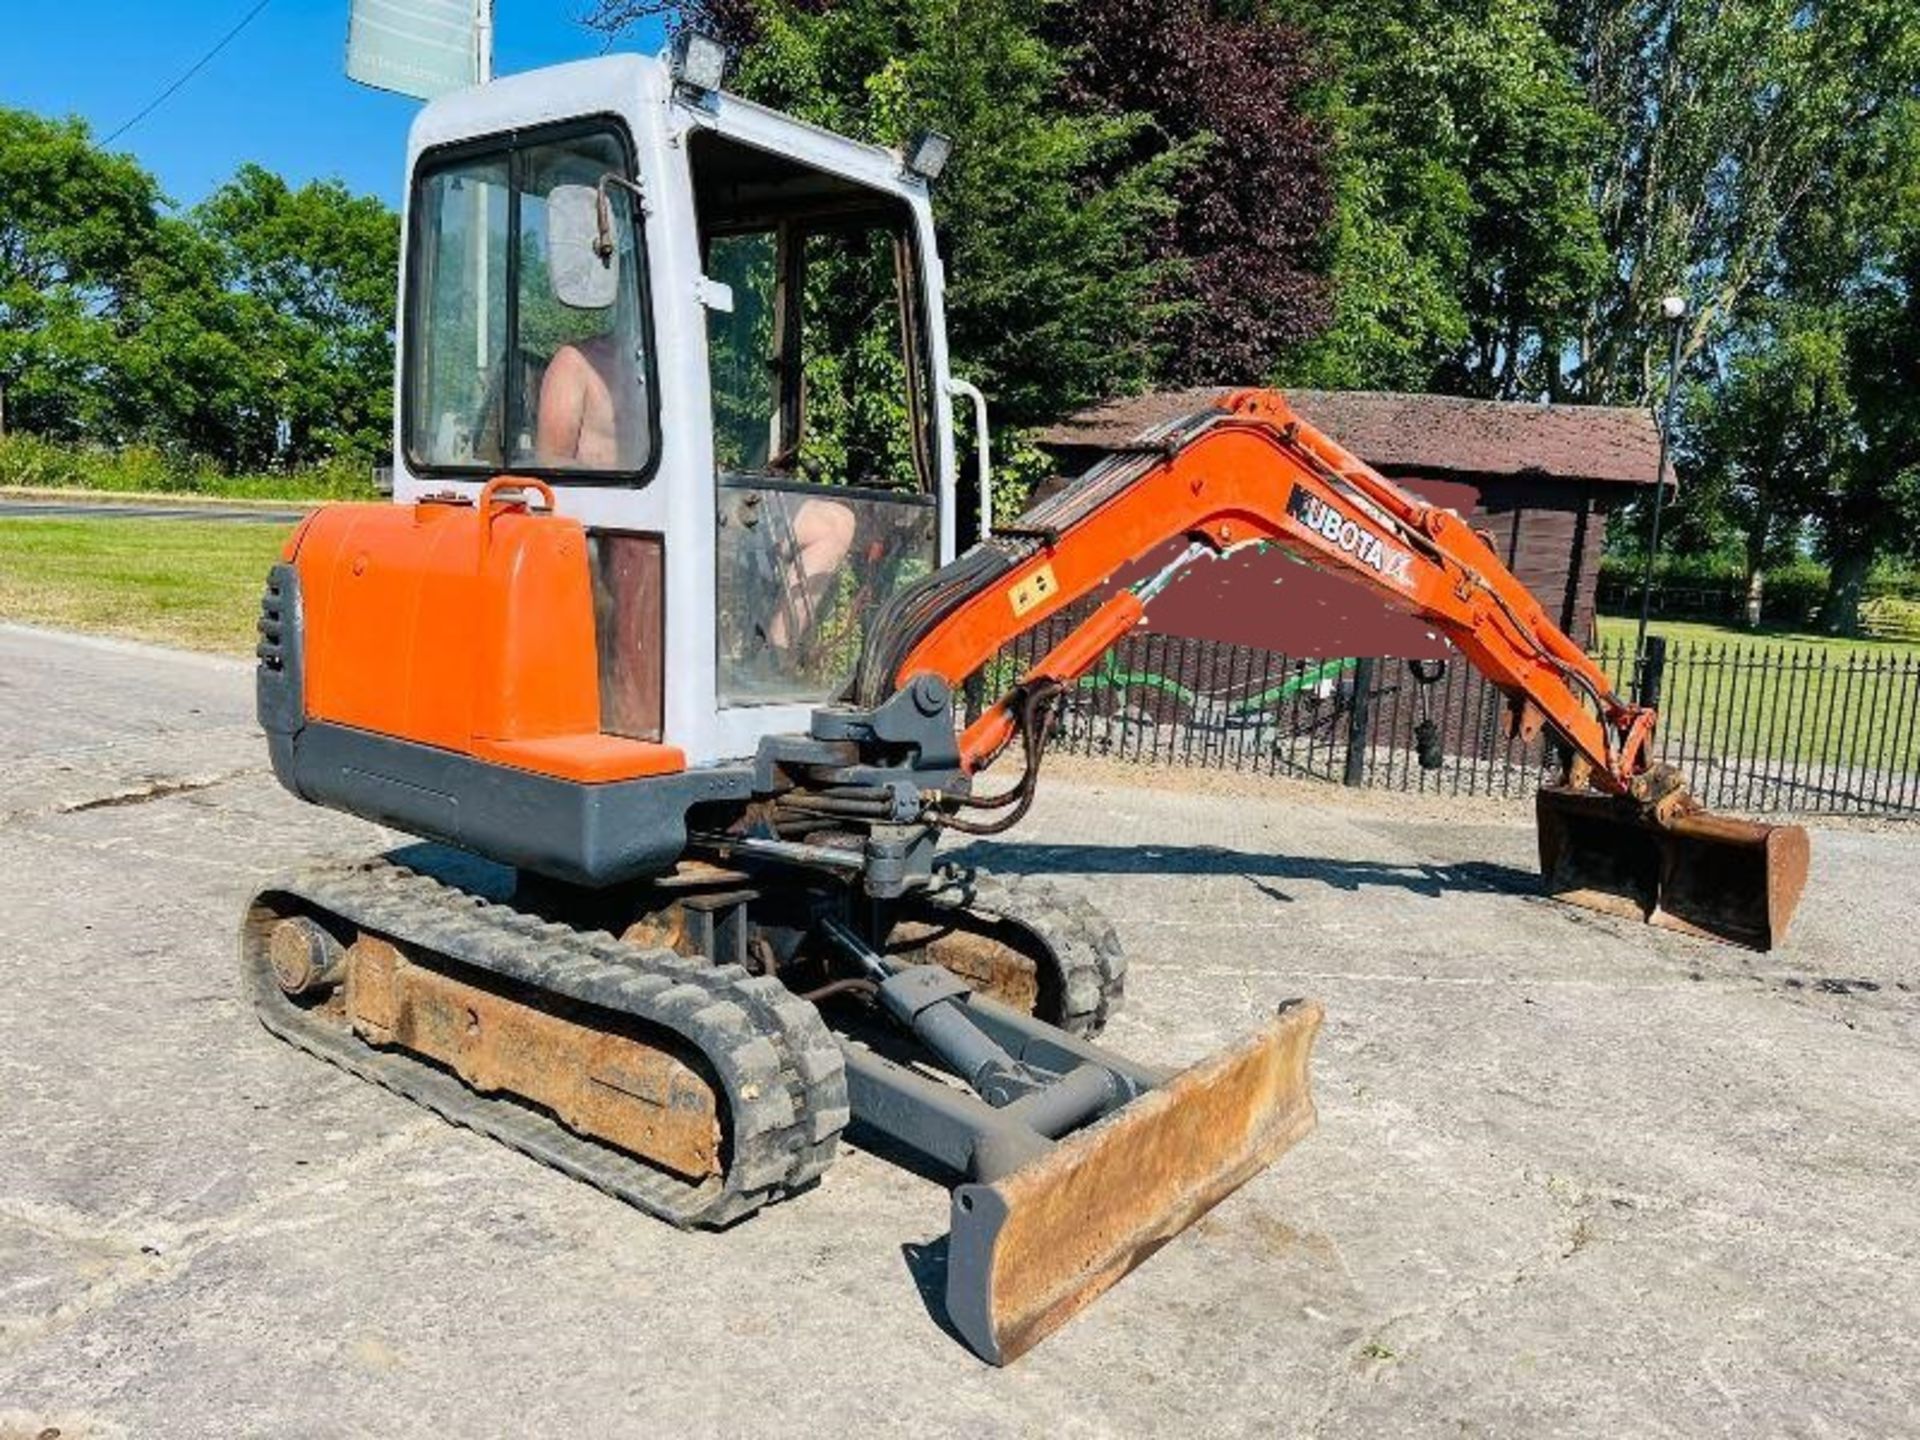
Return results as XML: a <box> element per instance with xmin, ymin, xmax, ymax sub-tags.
<box><xmin>1594</xmin><ymin>613</ymin><xmax>1920</xmax><ymax>660</ymax></box>
<box><xmin>0</xmin><ymin>517</ymin><xmax>292</xmax><ymax>653</ymax></box>
<box><xmin>1592</xmin><ymin>612</ymin><xmax>1920</xmax><ymax>774</ymax></box>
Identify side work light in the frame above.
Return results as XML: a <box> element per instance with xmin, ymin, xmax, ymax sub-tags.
<box><xmin>903</xmin><ymin>129</ymin><xmax>954</xmax><ymax>182</ymax></box>
<box><xmin>672</xmin><ymin>30</ymin><xmax>729</xmax><ymax>93</ymax></box>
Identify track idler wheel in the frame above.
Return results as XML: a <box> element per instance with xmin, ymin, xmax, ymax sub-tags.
<box><xmin>267</xmin><ymin>915</ymin><xmax>345</xmax><ymax>996</ymax></box>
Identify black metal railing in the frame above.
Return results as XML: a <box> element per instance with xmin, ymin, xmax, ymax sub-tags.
<box><xmin>965</xmin><ymin>619</ymin><xmax>1920</xmax><ymax>817</ymax></box>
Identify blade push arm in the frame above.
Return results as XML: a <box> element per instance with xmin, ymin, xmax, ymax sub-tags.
<box><xmin>866</xmin><ymin>389</ymin><xmax>1656</xmax><ymax>796</ymax></box>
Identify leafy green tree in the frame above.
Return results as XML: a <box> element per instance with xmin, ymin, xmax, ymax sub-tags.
<box><xmin>588</xmin><ymin>0</ymin><xmax>1184</xmax><ymax>452</ymax></box>
<box><xmin>1671</xmin><ymin>314</ymin><xmax>1850</xmax><ymax>585</ymax></box>
<box><xmin>112</xmin><ymin>215</ymin><xmax>269</xmax><ymax>463</ymax></box>
<box><xmin>190</xmin><ymin>165</ymin><xmax>398</xmax><ymax>465</ymax></box>
<box><xmin>597</xmin><ymin>0</ymin><xmax>1336</xmax><ymax>401</ymax></box>
<box><xmin>1052</xmin><ymin>0</ymin><xmax>1333</xmax><ymax>385</ymax></box>
<box><xmin>1665</xmin><ymin>39</ymin><xmax>1920</xmax><ymax>629</ymax></box>
<box><xmin>108</xmin><ymin>166</ymin><xmax>396</xmax><ymax>471</ymax></box>
<box><xmin>1799</xmin><ymin>104</ymin><xmax>1920</xmax><ymax>628</ymax></box>
<box><xmin>1277</xmin><ymin>0</ymin><xmax>1607</xmax><ymax>399</ymax></box>
<box><xmin>0</xmin><ymin>108</ymin><xmax>163</xmax><ymax>437</ymax></box>
<box><xmin>1557</xmin><ymin>0</ymin><xmax>1919</xmax><ymax>405</ymax></box>
<box><xmin>1</xmin><ymin>111</ymin><xmax>396</xmax><ymax>471</ymax></box>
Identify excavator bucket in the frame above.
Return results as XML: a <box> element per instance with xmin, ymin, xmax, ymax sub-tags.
<box><xmin>1536</xmin><ymin>788</ymin><xmax>1810</xmax><ymax>951</ymax></box>
<box><xmin>944</xmin><ymin>999</ymin><xmax>1322</xmax><ymax>1365</ymax></box>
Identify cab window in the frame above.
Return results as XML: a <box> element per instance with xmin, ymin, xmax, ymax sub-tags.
<box><xmin>405</xmin><ymin>124</ymin><xmax>655</xmax><ymax>479</ymax></box>
<box><xmin>692</xmin><ymin>130</ymin><xmax>940</xmax><ymax>707</ymax></box>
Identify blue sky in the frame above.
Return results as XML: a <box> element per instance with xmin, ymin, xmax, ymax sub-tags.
<box><xmin>2</xmin><ymin>1</ymin><xmax>669</xmax><ymax>207</ymax></box>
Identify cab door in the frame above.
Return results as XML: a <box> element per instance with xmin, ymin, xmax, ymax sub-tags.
<box><xmin>692</xmin><ymin>131</ymin><xmax>942</xmax><ymax>708</ymax></box>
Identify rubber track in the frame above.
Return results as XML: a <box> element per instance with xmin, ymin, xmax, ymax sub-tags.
<box><xmin>242</xmin><ymin>858</ymin><xmax>849</xmax><ymax>1229</ymax></box>
<box><xmin>908</xmin><ymin>866</ymin><xmax>1127</xmax><ymax>1037</ymax></box>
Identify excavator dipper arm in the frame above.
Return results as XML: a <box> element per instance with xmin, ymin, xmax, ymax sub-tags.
<box><xmin>853</xmin><ymin>389</ymin><xmax>1807</xmax><ymax>950</ymax></box>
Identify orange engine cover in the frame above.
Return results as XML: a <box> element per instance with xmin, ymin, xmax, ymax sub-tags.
<box><xmin>285</xmin><ymin>496</ymin><xmax>683</xmax><ymax>783</ymax></box>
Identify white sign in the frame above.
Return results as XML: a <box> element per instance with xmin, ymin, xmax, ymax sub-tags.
<box><xmin>346</xmin><ymin>0</ymin><xmax>483</xmax><ymax>101</ymax></box>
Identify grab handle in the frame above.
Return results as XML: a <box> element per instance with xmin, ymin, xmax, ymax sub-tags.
<box><xmin>476</xmin><ymin>476</ymin><xmax>556</xmax><ymax>565</ymax></box>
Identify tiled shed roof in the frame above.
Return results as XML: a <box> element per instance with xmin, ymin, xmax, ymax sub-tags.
<box><xmin>1035</xmin><ymin>388</ymin><xmax>1666</xmax><ymax>486</ymax></box>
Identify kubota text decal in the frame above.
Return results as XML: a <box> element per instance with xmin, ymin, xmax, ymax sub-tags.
<box><xmin>1285</xmin><ymin>486</ymin><xmax>1414</xmax><ymax>587</ymax></box>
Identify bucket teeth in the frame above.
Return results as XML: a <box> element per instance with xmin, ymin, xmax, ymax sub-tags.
<box><xmin>1536</xmin><ymin>787</ymin><xmax>1810</xmax><ymax>951</ymax></box>
<box><xmin>944</xmin><ymin>999</ymin><xmax>1322</xmax><ymax>1364</ymax></box>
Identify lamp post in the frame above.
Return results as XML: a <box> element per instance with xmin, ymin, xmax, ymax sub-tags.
<box><xmin>474</xmin><ymin>0</ymin><xmax>494</xmax><ymax>83</ymax></box>
<box><xmin>1633</xmin><ymin>294</ymin><xmax>1687</xmax><ymax>702</ymax></box>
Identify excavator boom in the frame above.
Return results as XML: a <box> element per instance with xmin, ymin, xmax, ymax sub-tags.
<box><xmin>857</xmin><ymin>389</ymin><xmax>1808</xmax><ymax>950</ymax></box>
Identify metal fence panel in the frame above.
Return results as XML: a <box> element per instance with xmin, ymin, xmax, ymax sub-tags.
<box><xmin>962</xmin><ymin>622</ymin><xmax>1920</xmax><ymax>818</ymax></box>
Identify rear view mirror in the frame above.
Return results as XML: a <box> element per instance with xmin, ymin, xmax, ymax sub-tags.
<box><xmin>548</xmin><ymin>183</ymin><xmax>618</xmax><ymax>310</ymax></box>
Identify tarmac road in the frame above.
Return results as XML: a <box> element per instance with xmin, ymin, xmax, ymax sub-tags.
<box><xmin>0</xmin><ymin>496</ymin><xmax>310</xmax><ymax>524</ymax></box>
<box><xmin>1</xmin><ymin>621</ymin><xmax>1916</xmax><ymax>1438</ymax></box>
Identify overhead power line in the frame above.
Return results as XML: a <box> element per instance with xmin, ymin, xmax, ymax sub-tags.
<box><xmin>104</xmin><ymin>0</ymin><xmax>278</xmax><ymax>145</ymax></box>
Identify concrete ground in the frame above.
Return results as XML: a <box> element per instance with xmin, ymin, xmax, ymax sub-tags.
<box><xmin>1</xmin><ymin>622</ymin><xmax>1916</xmax><ymax>1438</ymax></box>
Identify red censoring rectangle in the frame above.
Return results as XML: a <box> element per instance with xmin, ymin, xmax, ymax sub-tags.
<box><xmin>1095</xmin><ymin>476</ymin><xmax>1481</xmax><ymax>660</ymax></box>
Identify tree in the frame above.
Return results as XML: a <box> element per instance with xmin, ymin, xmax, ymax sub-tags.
<box><xmin>112</xmin><ymin>215</ymin><xmax>270</xmax><ymax>463</ymax></box>
<box><xmin>591</xmin><ymin>0</ymin><xmax>1182</xmax><ymax>435</ymax></box>
<box><xmin>0</xmin><ymin>108</ymin><xmax>163</xmax><ymax>437</ymax></box>
<box><xmin>1556</xmin><ymin>0</ymin><xmax>1920</xmax><ymax>405</ymax></box>
<box><xmin>1668</xmin><ymin>86</ymin><xmax>1920</xmax><ymax>631</ymax></box>
<box><xmin>1800</xmin><ymin>103</ymin><xmax>1920</xmax><ymax>629</ymax></box>
<box><xmin>0</xmin><ymin>111</ymin><xmax>397</xmax><ymax>471</ymax></box>
<box><xmin>1276</xmin><ymin>0</ymin><xmax>1607</xmax><ymax>399</ymax></box>
<box><xmin>1052</xmin><ymin>0</ymin><xmax>1333</xmax><ymax>385</ymax></box>
<box><xmin>106</xmin><ymin>167</ymin><xmax>397</xmax><ymax>471</ymax></box>
<box><xmin>1673</xmin><ymin>313</ymin><xmax>1851</xmax><ymax>586</ymax></box>
<box><xmin>586</xmin><ymin>0</ymin><xmax>1344</xmax><ymax>414</ymax></box>
<box><xmin>192</xmin><ymin>165</ymin><xmax>398</xmax><ymax>465</ymax></box>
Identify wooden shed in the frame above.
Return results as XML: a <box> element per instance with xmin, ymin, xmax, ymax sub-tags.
<box><xmin>1035</xmin><ymin>387</ymin><xmax>1666</xmax><ymax>656</ymax></box>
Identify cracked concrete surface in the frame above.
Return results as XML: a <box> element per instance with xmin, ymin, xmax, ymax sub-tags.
<box><xmin>1</xmin><ymin>621</ymin><xmax>1916</xmax><ymax>1437</ymax></box>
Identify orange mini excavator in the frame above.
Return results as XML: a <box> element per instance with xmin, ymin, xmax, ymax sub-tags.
<box><xmin>244</xmin><ymin>44</ymin><xmax>1808</xmax><ymax>1364</ymax></box>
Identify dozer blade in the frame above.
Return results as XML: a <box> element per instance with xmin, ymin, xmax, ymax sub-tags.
<box><xmin>945</xmin><ymin>999</ymin><xmax>1322</xmax><ymax>1365</ymax></box>
<box><xmin>1536</xmin><ymin>787</ymin><xmax>1810</xmax><ymax>951</ymax></box>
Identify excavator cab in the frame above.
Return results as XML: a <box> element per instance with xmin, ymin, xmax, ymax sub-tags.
<box><xmin>392</xmin><ymin>55</ymin><xmax>957</xmax><ymax>764</ymax></box>
<box><xmin>693</xmin><ymin>128</ymin><xmax>944</xmax><ymax>705</ymax></box>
